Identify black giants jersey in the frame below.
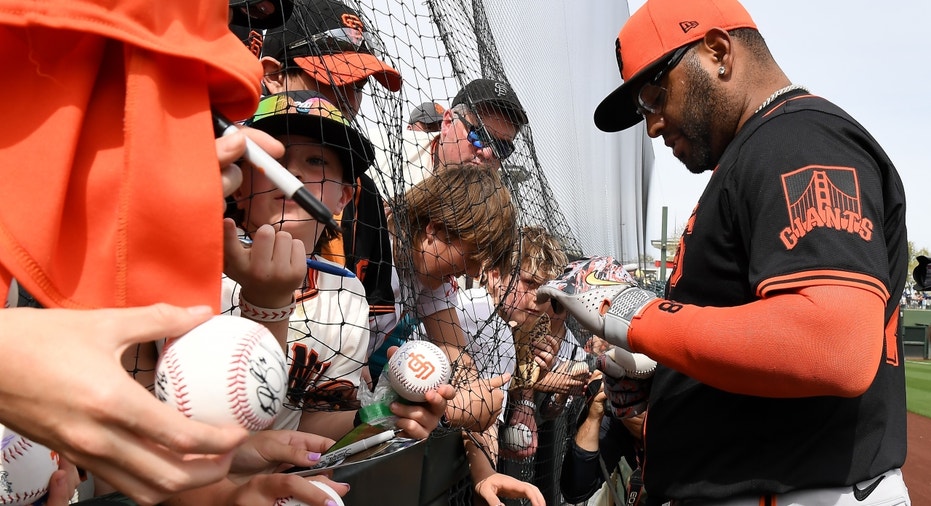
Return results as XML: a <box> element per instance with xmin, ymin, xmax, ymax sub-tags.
<box><xmin>644</xmin><ymin>91</ymin><xmax>908</xmax><ymax>501</ymax></box>
<box><xmin>342</xmin><ymin>173</ymin><xmax>396</xmax><ymax>317</ymax></box>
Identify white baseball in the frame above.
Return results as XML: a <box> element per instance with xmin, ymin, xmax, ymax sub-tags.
<box><xmin>387</xmin><ymin>340</ymin><xmax>451</xmax><ymax>402</ymax></box>
<box><xmin>604</xmin><ymin>347</ymin><xmax>657</xmax><ymax>379</ymax></box>
<box><xmin>155</xmin><ymin>315</ymin><xmax>287</xmax><ymax>431</ymax></box>
<box><xmin>0</xmin><ymin>425</ymin><xmax>58</xmax><ymax>506</ymax></box>
<box><xmin>500</xmin><ymin>423</ymin><xmax>533</xmax><ymax>452</ymax></box>
<box><xmin>275</xmin><ymin>480</ymin><xmax>345</xmax><ymax>506</ymax></box>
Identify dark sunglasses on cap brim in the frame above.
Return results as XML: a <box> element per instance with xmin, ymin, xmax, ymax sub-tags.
<box><xmin>285</xmin><ymin>27</ymin><xmax>386</xmax><ymax>58</ymax></box>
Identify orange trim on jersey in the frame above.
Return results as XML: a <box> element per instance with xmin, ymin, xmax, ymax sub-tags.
<box><xmin>296</xmin><ymin>268</ymin><xmax>320</xmax><ymax>302</ymax></box>
<box><xmin>667</xmin><ymin>209</ymin><xmax>696</xmax><ymax>289</ymax></box>
<box><xmin>368</xmin><ymin>304</ymin><xmax>396</xmax><ymax>315</ymax></box>
<box><xmin>761</xmin><ymin>94</ymin><xmax>814</xmax><ymax>119</ymax></box>
<box><xmin>296</xmin><ymin>289</ymin><xmax>319</xmax><ymax>303</ymax></box>
<box><xmin>355</xmin><ymin>258</ymin><xmax>369</xmax><ymax>282</ymax></box>
<box><xmin>318</xmin><ymin>216</ymin><xmax>346</xmax><ymax>265</ymax></box>
<box><xmin>885</xmin><ymin>310</ymin><xmax>900</xmax><ymax>366</ymax></box>
<box><xmin>758</xmin><ymin>269</ymin><xmax>889</xmax><ymax>301</ymax></box>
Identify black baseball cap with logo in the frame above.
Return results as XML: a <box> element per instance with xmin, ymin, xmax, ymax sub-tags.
<box><xmin>229</xmin><ymin>0</ymin><xmax>294</xmax><ymax>29</ymax></box>
<box><xmin>261</xmin><ymin>0</ymin><xmax>402</xmax><ymax>91</ymax></box>
<box><xmin>452</xmin><ymin>78</ymin><xmax>528</xmax><ymax>126</ymax></box>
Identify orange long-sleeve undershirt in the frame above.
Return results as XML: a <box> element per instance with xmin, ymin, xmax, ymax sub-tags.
<box><xmin>627</xmin><ymin>284</ymin><xmax>885</xmax><ymax>398</ymax></box>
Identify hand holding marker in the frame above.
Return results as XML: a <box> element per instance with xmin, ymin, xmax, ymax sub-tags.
<box><xmin>283</xmin><ymin>428</ymin><xmax>399</xmax><ymax>474</ymax></box>
<box><xmin>212</xmin><ymin>111</ymin><xmax>340</xmax><ymax>231</ymax></box>
<box><xmin>311</xmin><ymin>429</ymin><xmax>398</xmax><ymax>469</ymax></box>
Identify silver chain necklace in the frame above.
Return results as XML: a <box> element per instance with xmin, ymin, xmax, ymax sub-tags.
<box><xmin>754</xmin><ymin>84</ymin><xmax>809</xmax><ymax>114</ymax></box>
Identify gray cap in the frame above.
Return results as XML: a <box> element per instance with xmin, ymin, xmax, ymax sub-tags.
<box><xmin>409</xmin><ymin>102</ymin><xmax>445</xmax><ymax>125</ymax></box>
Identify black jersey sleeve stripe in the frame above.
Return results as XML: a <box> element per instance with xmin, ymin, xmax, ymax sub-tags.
<box><xmin>757</xmin><ymin>269</ymin><xmax>889</xmax><ymax>300</ymax></box>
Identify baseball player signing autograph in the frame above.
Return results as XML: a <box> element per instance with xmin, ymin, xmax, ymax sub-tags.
<box><xmin>537</xmin><ymin>0</ymin><xmax>911</xmax><ymax>505</ymax></box>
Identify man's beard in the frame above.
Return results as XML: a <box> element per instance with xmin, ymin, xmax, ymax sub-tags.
<box><xmin>678</xmin><ymin>59</ymin><xmax>724</xmax><ymax>174</ymax></box>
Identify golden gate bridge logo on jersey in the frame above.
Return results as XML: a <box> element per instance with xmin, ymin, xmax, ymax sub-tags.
<box><xmin>407</xmin><ymin>352</ymin><xmax>436</xmax><ymax>380</ymax></box>
<box><xmin>779</xmin><ymin>166</ymin><xmax>873</xmax><ymax>250</ymax></box>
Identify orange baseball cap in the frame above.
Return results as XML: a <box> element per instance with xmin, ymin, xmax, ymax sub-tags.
<box><xmin>593</xmin><ymin>0</ymin><xmax>756</xmax><ymax>132</ymax></box>
<box><xmin>261</xmin><ymin>0</ymin><xmax>401</xmax><ymax>91</ymax></box>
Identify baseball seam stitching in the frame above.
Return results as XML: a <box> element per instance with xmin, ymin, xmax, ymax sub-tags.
<box><xmin>229</xmin><ymin>331</ymin><xmax>266</xmax><ymax>431</ymax></box>
<box><xmin>0</xmin><ymin>489</ymin><xmax>47</xmax><ymax>504</ymax></box>
<box><xmin>2</xmin><ymin>437</ymin><xmax>30</xmax><ymax>464</ymax></box>
<box><xmin>1</xmin><ymin>437</ymin><xmax>52</xmax><ymax>505</ymax></box>
<box><xmin>164</xmin><ymin>348</ymin><xmax>193</xmax><ymax>418</ymax></box>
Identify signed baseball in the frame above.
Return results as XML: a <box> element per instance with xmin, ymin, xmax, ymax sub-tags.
<box><xmin>604</xmin><ymin>347</ymin><xmax>657</xmax><ymax>379</ymax></box>
<box><xmin>155</xmin><ymin>315</ymin><xmax>287</xmax><ymax>431</ymax></box>
<box><xmin>387</xmin><ymin>340</ymin><xmax>451</xmax><ymax>402</ymax></box>
<box><xmin>0</xmin><ymin>425</ymin><xmax>58</xmax><ymax>506</ymax></box>
<box><xmin>275</xmin><ymin>480</ymin><xmax>345</xmax><ymax>506</ymax></box>
<box><xmin>500</xmin><ymin>423</ymin><xmax>534</xmax><ymax>452</ymax></box>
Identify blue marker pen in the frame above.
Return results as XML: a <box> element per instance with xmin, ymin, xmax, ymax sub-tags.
<box><xmin>306</xmin><ymin>258</ymin><xmax>356</xmax><ymax>278</ymax></box>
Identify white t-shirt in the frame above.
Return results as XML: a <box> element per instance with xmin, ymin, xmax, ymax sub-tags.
<box><xmin>456</xmin><ymin>287</ymin><xmax>517</xmax><ymax>380</ymax></box>
<box><xmin>220</xmin><ymin>255</ymin><xmax>370</xmax><ymax>431</ymax></box>
<box><xmin>366</xmin><ymin>262</ymin><xmax>458</xmax><ymax>357</ymax></box>
<box><xmin>456</xmin><ymin>287</ymin><xmax>516</xmax><ymax>422</ymax></box>
<box><xmin>367</xmin><ymin>126</ymin><xmax>436</xmax><ymax>198</ymax></box>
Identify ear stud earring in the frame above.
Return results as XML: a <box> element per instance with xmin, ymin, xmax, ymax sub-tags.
<box><xmin>718</xmin><ymin>66</ymin><xmax>726</xmax><ymax>76</ymax></box>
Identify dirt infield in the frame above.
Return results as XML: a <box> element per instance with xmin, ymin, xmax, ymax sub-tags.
<box><xmin>903</xmin><ymin>412</ymin><xmax>931</xmax><ymax>503</ymax></box>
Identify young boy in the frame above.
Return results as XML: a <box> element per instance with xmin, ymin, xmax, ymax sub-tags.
<box><xmin>221</xmin><ymin>90</ymin><xmax>449</xmax><ymax>440</ymax></box>
<box><xmin>457</xmin><ymin>226</ymin><xmax>590</xmax><ymax>502</ymax></box>
<box><xmin>153</xmin><ymin>91</ymin><xmax>451</xmax><ymax>505</ymax></box>
<box><xmin>369</xmin><ymin>167</ymin><xmax>545</xmax><ymax>505</ymax></box>
<box><xmin>374</xmin><ymin>164</ymin><xmax>519</xmax><ymax>431</ymax></box>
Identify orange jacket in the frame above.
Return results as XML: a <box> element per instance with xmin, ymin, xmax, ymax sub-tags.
<box><xmin>0</xmin><ymin>0</ymin><xmax>262</xmax><ymax>311</ymax></box>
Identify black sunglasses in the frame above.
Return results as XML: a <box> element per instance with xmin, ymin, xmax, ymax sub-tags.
<box><xmin>636</xmin><ymin>43</ymin><xmax>693</xmax><ymax>116</ymax></box>
<box><xmin>285</xmin><ymin>27</ymin><xmax>384</xmax><ymax>58</ymax></box>
<box><xmin>454</xmin><ymin>112</ymin><xmax>516</xmax><ymax>160</ymax></box>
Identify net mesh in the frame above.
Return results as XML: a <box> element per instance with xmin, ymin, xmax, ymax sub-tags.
<box><xmin>176</xmin><ymin>0</ymin><xmax>599</xmax><ymax>503</ymax></box>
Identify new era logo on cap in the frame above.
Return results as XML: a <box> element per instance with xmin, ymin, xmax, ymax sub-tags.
<box><xmin>680</xmin><ymin>21</ymin><xmax>700</xmax><ymax>33</ymax></box>
<box><xmin>614</xmin><ymin>38</ymin><xmax>623</xmax><ymax>75</ymax></box>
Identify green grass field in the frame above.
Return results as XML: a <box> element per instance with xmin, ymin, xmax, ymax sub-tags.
<box><xmin>906</xmin><ymin>360</ymin><xmax>931</xmax><ymax>418</ymax></box>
